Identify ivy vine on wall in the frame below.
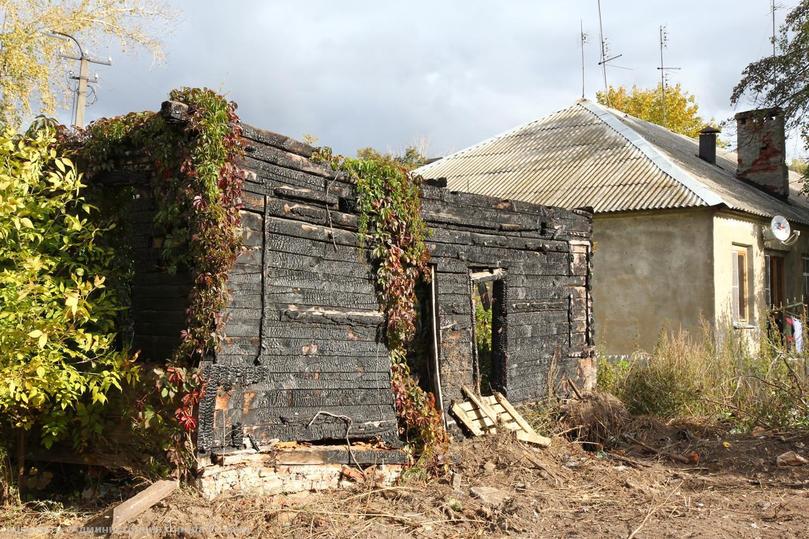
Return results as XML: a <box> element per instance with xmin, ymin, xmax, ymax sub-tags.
<box><xmin>314</xmin><ymin>149</ymin><xmax>448</xmax><ymax>466</ymax></box>
<box><xmin>73</xmin><ymin>88</ymin><xmax>243</xmax><ymax>473</ymax></box>
<box><xmin>74</xmin><ymin>88</ymin><xmax>447</xmax><ymax>471</ymax></box>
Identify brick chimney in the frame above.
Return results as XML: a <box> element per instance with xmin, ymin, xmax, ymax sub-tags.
<box><xmin>735</xmin><ymin>107</ymin><xmax>788</xmax><ymax>199</ymax></box>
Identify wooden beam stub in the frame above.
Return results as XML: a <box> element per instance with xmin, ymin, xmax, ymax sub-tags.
<box><xmin>111</xmin><ymin>480</ymin><xmax>178</xmax><ymax>531</ymax></box>
<box><xmin>160</xmin><ymin>100</ymin><xmax>189</xmax><ymax>123</ymax></box>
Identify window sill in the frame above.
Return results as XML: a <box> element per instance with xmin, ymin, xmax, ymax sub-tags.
<box><xmin>732</xmin><ymin>322</ymin><xmax>756</xmax><ymax>330</ymax></box>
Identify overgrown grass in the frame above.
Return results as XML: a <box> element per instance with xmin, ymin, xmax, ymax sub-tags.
<box><xmin>598</xmin><ymin>320</ymin><xmax>809</xmax><ymax>431</ymax></box>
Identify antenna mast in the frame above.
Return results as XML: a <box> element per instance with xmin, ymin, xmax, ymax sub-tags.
<box><xmin>771</xmin><ymin>0</ymin><xmax>779</xmax><ymax>58</ymax></box>
<box><xmin>656</xmin><ymin>25</ymin><xmax>680</xmax><ymax>128</ymax></box>
<box><xmin>580</xmin><ymin>20</ymin><xmax>588</xmax><ymax>99</ymax></box>
<box><xmin>596</xmin><ymin>0</ymin><xmax>621</xmax><ymax>106</ymax></box>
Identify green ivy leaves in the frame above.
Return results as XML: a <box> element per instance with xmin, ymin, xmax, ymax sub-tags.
<box><xmin>74</xmin><ymin>88</ymin><xmax>243</xmax><ymax>476</ymax></box>
<box><xmin>314</xmin><ymin>148</ymin><xmax>448</xmax><ymax>466</ymax></box>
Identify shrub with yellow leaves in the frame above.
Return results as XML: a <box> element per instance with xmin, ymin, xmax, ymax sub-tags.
<box><xmin>0</xmin><ymin>118</ymin><xmax>137</xmax><ymax>476</ymax></box>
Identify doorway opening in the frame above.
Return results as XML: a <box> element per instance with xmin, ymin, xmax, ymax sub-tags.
<box><xmin>765</xmin><ymin>253</ymin><xmax>785</xmax><ymax>309</ymax></box>
<box><xmin>470</xmin><ymin>269</ymin><xmax>506</xmax><ymax>396</ymax></box>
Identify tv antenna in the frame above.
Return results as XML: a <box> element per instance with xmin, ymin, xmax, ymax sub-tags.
<box><xmin>597</xmin><ymin>0</ymin><xmax>622</xmax><ymax>106</ymax></box>
<box><xmin>580</xmin><ymin>20</ymin><xmax>588</xmax><ymax>99</ymax></box>
<box><xmin>656</xmin><ymin>25</ymin><xmax>681</xmax><ymax>128</ymax></box>
<box><xmin>770</xmin><ymin>0</ymin><xmax>783</xmax><ymax>58</ymax></box>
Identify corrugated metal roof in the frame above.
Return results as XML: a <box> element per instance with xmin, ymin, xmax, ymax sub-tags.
<box><xmin>416</xmin><ymin>100</ymin><xmax>809</xmax><ymax>224</ymax></box>
<box><xmin>612</xmin><ymin>110</ymin><xmax>809</xmax><ymax>225</ymax></box>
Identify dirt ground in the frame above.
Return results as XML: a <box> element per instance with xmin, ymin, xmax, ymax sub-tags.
<box><xmin>3</xmin><ymin>417</ymin><xmax>809</xmax><ymax>538</ymax></box>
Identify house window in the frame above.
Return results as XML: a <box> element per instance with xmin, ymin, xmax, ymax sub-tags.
<box><xmin>732</xmin><ymin>247</ymin><xmax>749</xmax><ymax>322</ymax></box>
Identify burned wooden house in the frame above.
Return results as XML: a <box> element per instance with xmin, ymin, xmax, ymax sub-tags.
<box><xmin>116</xmin><ymin>101</ymin><xmax>593</xmax><ymax>490</ymax></box>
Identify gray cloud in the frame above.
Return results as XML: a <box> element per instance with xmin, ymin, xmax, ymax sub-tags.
<box><xmin>73</xmin><ymin>0</ymin><xmax>799</xmax><ymax>157</ymax></box>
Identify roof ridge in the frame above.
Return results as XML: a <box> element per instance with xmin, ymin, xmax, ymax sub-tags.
<box><xmin>415</xmin><ymin>102</ymin><xmax>585</xmax><ymax>176</ymax></box>
<box><xmin>578</xmin><ymin>101</ymin><xmax>724</xmax><ymax>207</ymax></box>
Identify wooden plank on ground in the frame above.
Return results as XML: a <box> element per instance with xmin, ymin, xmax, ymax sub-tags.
<box><xmin>451</xmin><ymin>402</ymin><xmax>484</xmax><ymax>436</ymax></box>
<box><xmin>452</xmin><ymin>390</ymin><xmax>551</xmax><ymax>448</ymax></box>
<box><xmin>462</xmin><ymin>386</ymin><xmax>500</xmax><ymax>427</ymax></box>
<box><xmin>516</xmin><ymin>430</ymin><xmax>552</xmax><ymax>447</ymax></box>
<box><xmin>493</xmin><ymin>392</ymin><xmax>551</xmax><ymax>447</ymax></box>
<box><xmin>492</xmin><ymin>392</ymin><xmax>531</xmax><ymax>432</ymax></box>
<box><xmin>111</xmin><ymin>480</ymin><xmax>178</xmax><ymax>531</ymax></box>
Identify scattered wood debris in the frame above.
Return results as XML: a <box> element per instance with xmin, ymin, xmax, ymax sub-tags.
<box><xmin>777</xmin><ymin>451</ymin><xmax>808</xmax><ymax>467</ymax></box>
<box><xmin>451</xmin><ymin>387</ymin><xmax>551</xmax><ymax>447</ymax></box>
<box><xmin>624</xmin><ymin>434</ymin><xmax>694</xmax><ymax>464</ymax></box>
<box><xmin>110</xmin><ymin>479</ymin><xmax>178</xmax><ymax>532</ymax></box>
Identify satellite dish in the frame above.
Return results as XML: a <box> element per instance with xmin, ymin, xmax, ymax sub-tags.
<box><xmin>770</xmin><ymin>215</ymin><xmax>791</xmax><ymax>242</ymax></box>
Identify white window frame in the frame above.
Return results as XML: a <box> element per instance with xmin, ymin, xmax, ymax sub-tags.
<box><xmin>732</xmin><ymin>246</ymin><xmax>750</xmax><ymax>323</ymax></box>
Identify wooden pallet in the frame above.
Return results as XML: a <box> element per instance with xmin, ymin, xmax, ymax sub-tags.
<box><xmin>450</xmin><ymin>387</ymin><xmax>551</xmax><ymax>447</ymax></box>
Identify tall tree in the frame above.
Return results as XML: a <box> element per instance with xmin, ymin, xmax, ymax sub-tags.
<box><xmin>732</xmin><ymin>1</ymin><xmax>809</xmax><ymax>135</ymax></box>
<box><xmin>597</xmin><ymin>83</ymin><xmax>707</xmax><ymax>138</ymax></box>
<box><xmin>0</xmin><ymin>0</ymin><xmax>170</xmax><ymax>126</ymax></box>
<box><xmin>356</xmin><ymin>145</ymin><xmax>430</xmax><ymax>171</ymax></box>
<box><xmin>733</xmin><ymin>1</ymin><xmax>809</xmax><ymax>185</ymax></box>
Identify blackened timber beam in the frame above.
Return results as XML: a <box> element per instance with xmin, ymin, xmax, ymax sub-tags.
<box><xmin>469</xmin><ymin>268</ymin><xmax>506</xmax><ymax>283</ymax></box>
<box><xmin>273</xmin><ymin>186</ymin><xmax>338</xmax><ymax>206</ymax></box>
<box><xmin>160</xmin><ymin>100</ymin><xmax>188</xmax><ymax>123</ymax></box>
<box><xmin>280</xmin><ymin>305</ymin><xmax>383</xmax><ymax>326</ymax></box>
<box><xmin>243</xmin><ymin>142</ymin><xmax>336</xmax><ymax>179</ymax></box>
<box><xmin>240</xmin><ymin>124</ymin><xmax>315</xmax><ymax>158</ymax></box>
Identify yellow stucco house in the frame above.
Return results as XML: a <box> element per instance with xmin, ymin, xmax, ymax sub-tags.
<box><xmin>416</xmin><ymin>101</ymin><xmax>809</xmax><ymax>355</ymax></box>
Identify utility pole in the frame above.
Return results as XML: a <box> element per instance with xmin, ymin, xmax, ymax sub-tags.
<box><xmin>580</xmin><ymin>20</ymin><xmax>588</xmax><ymax>99</ymax></box>
<box><xmin>50</xmin><ymin>31</ymin><xmax>111</xmax><ymax>128</ymax></box>
<box><xmin>596</xmin><ymin>0</ymin><xmax>621</xmax><ymax>106</ymax></box>
<box><xmin>656</xmin><ymin>25</ymin><xmax>680</xmax><ymax>128</ymax></box>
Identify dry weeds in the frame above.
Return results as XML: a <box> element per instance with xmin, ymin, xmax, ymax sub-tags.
<box><xmin>3</xmin><ymin>425</ymin><xmax>809</xmax><ymax>538</ymax></box>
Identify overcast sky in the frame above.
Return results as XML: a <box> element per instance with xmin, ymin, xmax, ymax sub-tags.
<box><xmin>66</xmin><ymin>0</ymin><xmax>801</xmax><ymax>157</ymax></box>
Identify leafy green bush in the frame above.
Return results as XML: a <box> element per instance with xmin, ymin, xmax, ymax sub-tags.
<box><xmin>0</xmin><ymin>120</ymin><xmax>137</xmax><ymax>451</ymax></box>
<box><xmin>596</xmin><ymin>355</ymin><xmax>630</xmax><ymax>396</ymax></box>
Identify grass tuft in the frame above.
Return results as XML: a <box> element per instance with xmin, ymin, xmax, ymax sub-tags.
<box><xmin>599</xmin><ymin>320</ymin><xmax>809</xmax><ymax>431</ymax></box>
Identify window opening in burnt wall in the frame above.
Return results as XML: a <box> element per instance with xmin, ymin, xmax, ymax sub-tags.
<box><xmin>409</xmin><ymin>280</ymin><xmax>434</xmax><ymax>394</ymax></box>
<box><xmin>470</xmin><ymin>269</ymin><xmax>506</xmax><ymax>396</ymax></box>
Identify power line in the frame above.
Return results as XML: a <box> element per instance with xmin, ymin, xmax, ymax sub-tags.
<box><xmin>48</xmin><ymin>31</ymin><xmax>111</xmax><ymax>128</ymax></box>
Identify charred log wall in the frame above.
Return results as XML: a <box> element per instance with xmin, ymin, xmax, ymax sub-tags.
<box><xmin>196</xmin><ymin>124</ymin><xmax>593</xmax><ymax>451</ymax></box>
<box><xmin>196</xmin><ymin>125</ymin><xmax>401</xmax><ymax>453</ymax></box>
<box><xmin>420</xmin><ymin>187</ymin><xmax>594</xmax><ymax>407</ymax></box>
<box><xmin>115</xmin><ymin>119</ymin><xmax>593</xmax><ymax>453</ymax></box>
<box><xmin>112</xmin><ymin>179</ymin><xmax>194</xmax><ymax>363</ymax></box>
